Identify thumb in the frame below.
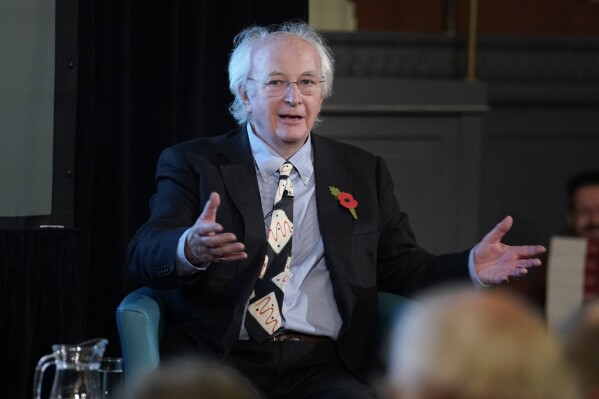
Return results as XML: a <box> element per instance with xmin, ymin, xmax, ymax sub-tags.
<box><xmin>199</xmin><ymin>192</ymin><xmax>220</xmax><ymax>223</ymax></box>
<box><xmin>481</xmin><ymin>215</ymin><xmax>513</xmax><ymax>245</ymax></box>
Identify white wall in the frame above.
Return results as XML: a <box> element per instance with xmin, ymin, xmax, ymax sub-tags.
<box><xmin>0</xmin><ymin>0</ymin><xmax>55</xmax><ymax>217</ymax></box>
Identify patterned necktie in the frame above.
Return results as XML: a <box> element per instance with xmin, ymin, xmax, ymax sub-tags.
<box><xmin>245</xmin><ymin>162</ymin><xmax>294</xmax><ymax>342</ymax></box>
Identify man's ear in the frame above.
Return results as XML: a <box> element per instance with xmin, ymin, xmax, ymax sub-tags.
<box><xmin>241</xmin><ymin>87</ymin><xmax>252</xmax><ymax>113</ymax></box>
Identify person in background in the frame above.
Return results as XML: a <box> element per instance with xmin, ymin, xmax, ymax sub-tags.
<box><xmin>123</xmin><ymin>356</ymin><xmax>264</xmax><ymax>399</ymax></box>
<box><xmin>499</xmin><ymin>169</ymin><xmax>599</xmax><ymax>315</ymax></box>
<box><xmin>551</xmin><ymin>174</ymin><xmax>599</xmax><ymax>396</ymax></box>
<box><xmin>386</xmin><ymin>284</ymin><xmax>580</xmax><ymax>399</ymax></box>
<box><xmin>565</xmin><ymin>169</ymin><xmax>599</xmax><ymax>240</ymax></box>
<box><xmin>562</xmin><ymin>298</ymin><xmax>599</xmax><ymax>399</ymax></box>
<box><xmin>128</xmin><ymin>21</ymin><xmax>546</xmax><ymax>399</ymax></box>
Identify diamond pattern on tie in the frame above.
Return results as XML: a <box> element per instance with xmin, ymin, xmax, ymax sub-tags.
<box><xmin>247</xmin><ymin>292</ymin><xmax>282</xmax><ymax>336</ymax></box>
<box><xmin>272</xmin><ymin>256</ymin><xmax>292</xmax><ymax>292</ymax></box>
<box><xmin>245</xmin><ymin>162</ymin><xmax>294</xmax><ymax>341</ymax></box>
<box><xmin>267</xmin><ymin>210</ymin><xmax>292</xmax><ymax>253</ymax></box>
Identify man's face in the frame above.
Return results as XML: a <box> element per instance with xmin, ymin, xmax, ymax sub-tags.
<box><xmin>569</xmin><ymin>185</ymin><xmax>599</xmax><ymax>239</ymax></box>
<box><xmin>242</xmin><ymin>36</ymin><xmax>323</xmax><ymax>158</ymax></box>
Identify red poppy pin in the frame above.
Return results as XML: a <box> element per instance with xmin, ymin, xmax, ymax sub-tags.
<box><xmin>329</xmin><ymin>186</ymin><xmax>358</xmax><ymax>219</ymax></box>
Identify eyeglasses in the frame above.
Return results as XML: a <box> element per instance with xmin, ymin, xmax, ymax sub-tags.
<box><xmin>247</xmin><ymin>76</ymin><xmax>325</xmax><ymax>97</ymax></box>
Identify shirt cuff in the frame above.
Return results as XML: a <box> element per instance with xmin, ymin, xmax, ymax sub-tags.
<box><xmin>469</xmin><ymin>247</ymin><xmax>490</xmax><ymax>289</ymax></box>
<box><xmin>176</xmin><ymin>228</ymin><xmax>209</xmax><ymax>276</ymax></box>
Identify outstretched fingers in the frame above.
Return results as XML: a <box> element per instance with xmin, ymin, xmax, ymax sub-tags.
<box><xmin>184</xmin><ymin>192</ymin><xmax>248</xmax><ymax>264</ymax></box>
<box><xmin>514</xmin><ymin>256</ymin><xmax>543</xmax><ymax>269</ymax></box>
<box><xmin>504</xmin><ymin>256</ymin><xmax>542</xmax><ymax>280</ymax></box>
<box><xmin>193</xmin><ymin>192</ymin><xmax>225</xmax><ymax>236</ymax></box>
<box><xmin>520</xmin><ymin>244</ymin><xmax>547</xmax><ymax>258</ymax></box>
<box><xmin>481</xmin><ymin>215</ymin><xmax>513</xmax><ymax>245</ymax></box>
<box><xmin>199</xmin><ymin>192</ymin><xmax>221</xmax><ymax>223</ymax></box>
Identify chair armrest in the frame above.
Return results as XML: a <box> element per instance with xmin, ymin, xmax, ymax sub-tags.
<box><xmin>378</xmin><ymin>291</ymin><xmax>413</xmax><ymax>334</ymax></box>
<box><xmin>375</xmin><ymin>292</ymin><xmax>414</xmax><ymax>372</ymax></box>
<box><xmin>116</xmin><ymin>286</ymin><xmax>165</xmax><ymax>384</ymax></box>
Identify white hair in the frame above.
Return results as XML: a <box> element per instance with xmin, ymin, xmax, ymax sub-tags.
<box><xmin>227</xmin><ymin>21</ymin><xmax>334</xmax><ymax>126</ymax></box>
<box><xmin>388</xmin><ymin>286</ymin><xmax>580</xmax><ymax>399</ymax></box>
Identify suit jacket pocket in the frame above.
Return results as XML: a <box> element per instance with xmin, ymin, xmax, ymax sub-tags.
<box><xmin>348</xmin><ymin>231</ymin><xmax>379</xmax><ymax>287</ymax></box>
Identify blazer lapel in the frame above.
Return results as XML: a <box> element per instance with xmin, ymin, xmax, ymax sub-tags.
<box><xmin>219</xmin><ymin>128</ymin><xmax>265</xmax><ymax>252</ymax></box>
<box><xmin>312</xmin><ymin>134</ymin><xmax>357</xmax><ymax>318</ymax></box>
<box><xmin>313</xmin><ymin>145</ymin><xmax>354</xmax><ymax>245</ymax></box>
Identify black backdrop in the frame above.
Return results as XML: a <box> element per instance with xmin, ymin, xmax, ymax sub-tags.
<box><xmin>3</xmin><ymin>2</ymin><xmax>308</xmax><ymax>397</ymax></box>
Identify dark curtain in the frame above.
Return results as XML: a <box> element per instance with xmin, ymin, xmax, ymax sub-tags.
<box><xmin>0</xmin><ymin>228</ymin><xmax>84</xmax><ymax>399</ymax></box>
<box><xmin>75</xmin><ymin>0</ymin><xmax>308</xmax><ymax>359</ymax></box>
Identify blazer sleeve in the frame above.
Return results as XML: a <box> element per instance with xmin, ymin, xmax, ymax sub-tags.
<box><xmin>127</xmin><ymin>146</ymin><xmax>206</xmax><ymax>290</ymax></box>
<box><xmin>373</xmin><ymin>155</ymin><xmax>470</xmax><ymax>297</ymax></box>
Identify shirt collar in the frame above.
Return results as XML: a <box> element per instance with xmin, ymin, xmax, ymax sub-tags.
<box><xmin>247</xmin><ymin>123</ymin><xmax>314</xmax><ymax>186</ymax></box>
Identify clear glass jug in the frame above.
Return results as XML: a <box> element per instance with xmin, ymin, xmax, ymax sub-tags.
<box><xmin>33</xmin><ymin>338</ymin><xmax>108</xmax><ymax>399</ymax></box>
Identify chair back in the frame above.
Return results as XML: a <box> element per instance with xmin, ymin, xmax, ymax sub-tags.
<box><xmin>116</xmin><ymin>286</ymin><xmax>165</xmax><ymax>384</ymax></box>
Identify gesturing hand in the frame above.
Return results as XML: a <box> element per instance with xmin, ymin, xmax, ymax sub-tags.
<box><xmin>473</xmin><ymin>216</ymin><xmax>546</xmax><ymax>286</ymax></box>
<box><xmin>184</xmin><ymin>192</ymin><xmax>248</xmax><ymax>265</ymax></box>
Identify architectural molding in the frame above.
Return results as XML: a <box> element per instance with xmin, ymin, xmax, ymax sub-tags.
<box><xmin>324</xmin><ymin>32</ymin><xmax>599</xmax><ymax>87</ymax></box>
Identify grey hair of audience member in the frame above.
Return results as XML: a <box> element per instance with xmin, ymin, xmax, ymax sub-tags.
<box><xmin>387</xmin><ymin>285</ymin><xmax>580</xmax><ymax>399</ymax></box>
<box><xmin>227</xmin><ymin>21</ymin><xmax>334</xmax><ymax>126</ymax></box>
<box><xmin>562</xmin><ymin>298</ymin><xmax>599</xmax><ymax>399</ymax></box>
<box><xmin>123</xmin><ymin>356</ymin><xmax>265</xmax><ymax>399</ymax></box>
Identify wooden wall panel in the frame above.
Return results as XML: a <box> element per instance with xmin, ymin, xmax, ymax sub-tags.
<box><xmin>353</xmin><ymin>0</ymin><xmax>599</xmax><ymax>36</ymax></box>
<box><xmin>481</xmin><ymin>105</ymin><xmax>599</xmax><ymax>247</ymax></box>
<box><xmin>354</xmin><ymin>0</ymin><xmax>448</xmax><ymax>32</ymax></box>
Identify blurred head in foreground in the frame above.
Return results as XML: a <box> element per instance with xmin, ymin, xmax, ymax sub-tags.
<box><xmin>387</xmin><ymin>285</ymin><xmax>580</xmax><ymax>399</ymax></box>
<box><xmin>563</xmin><ymin>298</ymin><xmax>599</xmax><ymax>399</ymax></box>
<box><xmin>124</xmin><ymin>356</ymin><xmax>264</xmax><ymax>399</ymax></box>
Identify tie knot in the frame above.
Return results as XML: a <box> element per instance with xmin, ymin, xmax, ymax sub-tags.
<box><xmin>279</xmin><ymin>162</ymin><xmax>293</xmax><ymax>177</ymax></box>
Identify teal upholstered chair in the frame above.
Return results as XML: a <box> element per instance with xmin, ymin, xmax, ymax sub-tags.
<box><xmin>116</xmin><ymin>287</ymin><xmax>412</xmax><ymax>385</ymax></box>
<box><xmin>116</xmin><ymin>286</ymin><xmax>165</xmax><ymax>384</ymax></box>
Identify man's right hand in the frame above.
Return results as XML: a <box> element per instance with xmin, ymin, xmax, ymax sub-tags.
<box><xmin>184</xmin><ymin>192</ymin><xmax>248</xmax><ymax>265</ymax></box>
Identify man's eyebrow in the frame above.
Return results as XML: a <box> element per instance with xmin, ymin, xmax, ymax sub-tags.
<box><xmin>264</xmin><ymin>71</ymin><xmax>320</xmax><ymax>78</ymax></box>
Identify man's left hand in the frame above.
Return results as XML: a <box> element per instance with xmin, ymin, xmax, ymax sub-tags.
<box><xmin>474</xmin><ymin>216</ymin><xmax>546</xmax><ymax>285</ymax></box>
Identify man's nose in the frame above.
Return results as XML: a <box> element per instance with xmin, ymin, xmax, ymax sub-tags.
<box><xmin>283</xmin><ymin>82</ymin><xmax>301</xmax><ymax>105</ymax></box>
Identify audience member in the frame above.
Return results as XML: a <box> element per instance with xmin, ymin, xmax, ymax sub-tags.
<box><xmin>565</xmin><ymin>169</ymin><xmax>599</xmax><ymax>239</ymax></box>
<box><xmin>501</xmin><ymin>169</ymin><xmax>599</xmax><ymax>315</ymax></box>
<box><xmin>563</xmin><ymin>298</ymin><xmax>599</xmax><ymax>399</ymax></box>
<box><xmin>386</xmin><ymin>284</ymin><xmax>580</xmax><ymax>399</ymax></box>
<box><xmin>123</xmin><ymin>356</ymin><xmax>265</xmax><ymax>399</ymax></box>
